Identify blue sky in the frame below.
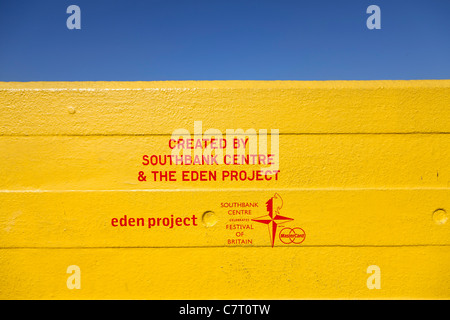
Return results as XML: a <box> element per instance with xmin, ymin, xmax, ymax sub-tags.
<box><xmin>0</xmin><ymin>0</ymin><xmax>449</xmax><ymax>81</ymax></box>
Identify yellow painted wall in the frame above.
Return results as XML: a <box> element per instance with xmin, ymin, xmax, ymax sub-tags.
<box><xmin>0</xmin><ymin>80</ymin><xmax>449</xmax><ymax>299</ymax></box>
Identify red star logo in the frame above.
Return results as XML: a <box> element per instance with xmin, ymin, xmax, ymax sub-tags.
<box><xmin>252</xmin><ymin>193</ymin><xmax>293</xmax><ymax>247</ymax></box>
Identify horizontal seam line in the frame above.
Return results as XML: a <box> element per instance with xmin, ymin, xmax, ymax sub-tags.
<box><xmin>1</xmin><ymin>244</ymin><xmax>450</xmax><ymax>249</ymax></box>
<box><xmin>1</xmin><ymin>187</ymin><xmax>450</xmax><ymax>193</ymax></box>
<box><xmin>2</xmin><ymin>132</ymin><xmax>450</xmax><ymax>137</ymax></box>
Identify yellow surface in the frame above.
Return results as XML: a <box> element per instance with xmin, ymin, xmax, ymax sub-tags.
<box><xmin>0</xmin><ymin>80</ymin><xmax>449</xmax><ymax>299</ymax></box>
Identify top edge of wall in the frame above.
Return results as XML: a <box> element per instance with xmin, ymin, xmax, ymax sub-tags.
<box><xmin>1</xmin><ymin>79</ymin><xmax>450</xmax><ymax>90</ymax></box>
